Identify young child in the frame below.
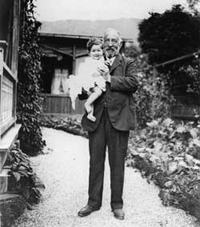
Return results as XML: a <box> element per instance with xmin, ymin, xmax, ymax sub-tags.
<box><xmin>68</xmin><ymin>38</ymin><xmax>109</xmax><ymax>122</ymax></box>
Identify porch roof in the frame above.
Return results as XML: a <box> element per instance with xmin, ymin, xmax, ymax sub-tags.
<box><xmin>39</xmin><ymin>32</ymin><xmax>133</xmax><ymax>43</ymax></box>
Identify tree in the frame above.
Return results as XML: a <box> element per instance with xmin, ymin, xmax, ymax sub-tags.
<box><xmin>186</xmin><ymin>0</ymin><xmax>200</xmax><ymax>13</ymax></box>
<box><xmin>138</xmin><ymin>5</ymin><xmax>200</xmax><ymax>99</ymax></box>
<box><xmin>17</xmin><ymin>0</ymin><xmax>46</xmax><ymax>155</ymax></box>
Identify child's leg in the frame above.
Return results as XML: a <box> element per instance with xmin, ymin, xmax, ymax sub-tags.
<box><xmin>84</xmin><ymin>86</ymin><xmax>103</xmax><ymax>122</ymax></box>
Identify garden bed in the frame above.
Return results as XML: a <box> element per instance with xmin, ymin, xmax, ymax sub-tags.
<box><xmin>127</xmin><ymin>118</ymin><xmax>200</xmax><ymax>220</ymax></box>
<box><xmin>40</xmin><ymin>115</ymin><xmax>88</xmax><ymax>138</ymax></box>
<box><xmin>1</xmin><ymin>147</ymin><xmax>45</xmax><ymax>227</ymax></box>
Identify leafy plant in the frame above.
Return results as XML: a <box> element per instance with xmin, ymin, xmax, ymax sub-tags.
<box><xmin>17</xmin><ymin>0</ymin><xmax>46</xmax><ymax>155</ymax></box>
<box><xmin>128</xmin><ymin>118</ymin><xmax>200</xmax><ymax>219</ymax></box>
<box><xmin>124</xmin><ymin>49</ymin><xmax>173</xmax><ymax>129</ymax></box>
<box><xmin>4</xmin><ymin>148</ymin><xmax>45</xmax><ymax>207</ymax></box>
<box><xmin>40</xmin><ymin>115</ymin><xmax>88</xmax><ymax>138</ymax></box>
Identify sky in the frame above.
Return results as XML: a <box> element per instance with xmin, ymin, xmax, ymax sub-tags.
<box><xmin>35</xmin><ymin>0</ymin><xmax>188</xmax><ymax>21</ymax></box>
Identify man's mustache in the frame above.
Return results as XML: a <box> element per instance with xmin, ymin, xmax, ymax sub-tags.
<box><xmin>105</xmin><ymin>47</ymin><xmax>115</xmax><ymax>51</ymax></box>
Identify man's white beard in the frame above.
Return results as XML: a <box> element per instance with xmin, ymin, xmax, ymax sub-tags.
<box><xmin>105</xmin><ymin>48</ymin><xmax>119</xmax><ymax>58</ymax></box>
<box><xmin>106</xmin><ymin>50</ymin><xmax>116</xmax><ymax>58</ymax></box>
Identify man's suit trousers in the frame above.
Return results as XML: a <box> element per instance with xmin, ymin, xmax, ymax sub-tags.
<box><xmin>87</xmin><ymin>107</ymin><xmax>129</xmax><ymax>210</ymax></box>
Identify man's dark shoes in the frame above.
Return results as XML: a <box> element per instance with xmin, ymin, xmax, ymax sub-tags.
<box><xmin>113</xmin><ymin>209</ymin><xmax>125</xmax><ymax>220</ymax></box>
<box><xmin>78</xmin><ymin>205</ymin><xmax>100</xmax><ymax>217</ymax></box>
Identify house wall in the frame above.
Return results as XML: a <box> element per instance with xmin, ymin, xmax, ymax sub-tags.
<box><xmin>39</xmin><ymin>35</ymin><xmax>89</xmax><ymax>115</ymax></box>
<box><xmin>40</xmin><ymin>55</ymin><xmax>87</xmax><ymax>116</ymax></box>
<box><xmin>0</xmin><ymin>0</ymin><xmax>20</xmax><ymax>136</ymax></box>
<box><xmin>0</xmin><ymin>2</ymin><xmax>24</xmax><ymax>223</ymax></box>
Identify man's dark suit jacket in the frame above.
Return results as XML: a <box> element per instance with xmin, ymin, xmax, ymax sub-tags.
<box><xmin>81</xmin><ymin>53</ymin><xmax>138</xmax><ymax>132</ymax></box>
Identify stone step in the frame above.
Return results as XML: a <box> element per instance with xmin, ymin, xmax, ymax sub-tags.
<box><xmin>0</xmin><ymin>123</ymin><xmax>21</xmax><ymax>171</ymax></box>
<box><xmin>0</xmin><ymin>169</ymin><xmax>10</xmax><ymax>194</ymax></box>
<box><xmin>0</xmin><ymin>193</ymin><xmax>19</xmax><ymax>201</ymax></box>
<box><xmin>0</xmin><ymin>150</ymin><xmax>7</xmax><ymax>172</ymax></box>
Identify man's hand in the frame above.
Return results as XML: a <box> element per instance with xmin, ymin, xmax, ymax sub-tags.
<box><xmin>97</xmin><ymin>65</ymin><xmax>111</xmax><ymax>83</ymax></box>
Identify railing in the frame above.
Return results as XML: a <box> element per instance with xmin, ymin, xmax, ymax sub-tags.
<box><xmin>40</xmin><ymin>93</ymin><xmax>200</xmax><ymax>121</ymax></box>
<box><xmin>170</xmin><ymin>95</ymin><xmax>200</xmax><ymax>120</ymax></box>
<box><xmin>171</xmin><ymin>104</ymin><xmax>200</xmax><ymax>120</ymax></box>
<box><xmin>0</xmin><ymin>40</ymin><xmax>18</xmax><ymax>195</ymax></box>
<box><xmin>0</xmin><ymin>42</ymin><xmax>17</xmax><ymax>138</ymax></box>
<box><xmin>0</xmin><ymin>0</ymin><xmax>22</xmax><ymax>202</ymax></box>
<box><xmin>41</xmin><ymin>93</ymin><xmax>85</xmax><ymax>115</ymax></box>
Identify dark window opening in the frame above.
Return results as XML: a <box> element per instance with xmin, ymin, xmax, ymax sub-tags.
<box><xmin>40</xmin><ymin>55</ymin><xmax>72</xmax><ymax>95</ymax></box>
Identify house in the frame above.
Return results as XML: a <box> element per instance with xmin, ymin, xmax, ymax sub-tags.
<box><xmin>39</xmin><ymin>32</ymin><xmax>134</xmax><ymax>116</ymax></box>
<box><xmin>0</xmin><ymin>0</ymin><xmax>24</xmax><ymax>224</ymax></box>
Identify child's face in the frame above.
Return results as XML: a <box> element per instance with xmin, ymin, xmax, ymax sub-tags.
<box><xmin>89</xmin><ymin>44</ymin><xmax>103</xmax><ymax>60</ymax></box>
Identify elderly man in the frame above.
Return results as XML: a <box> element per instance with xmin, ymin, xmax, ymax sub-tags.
<box><xmin>78</xmin><ymin>28</ymin><xmax>138</xmax><ymax>220</ymax></box>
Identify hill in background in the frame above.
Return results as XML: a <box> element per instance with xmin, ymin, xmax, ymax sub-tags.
<box><xmin>39</xmin><ymin>18</ymin><xmax>141</xmax><ymax>44</ymax></box>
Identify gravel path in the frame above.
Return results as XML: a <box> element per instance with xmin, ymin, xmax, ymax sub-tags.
<box><xmin>13</xmin><ymin>127</ymin><xmax>199</xmax><ymax>227</ymax></box>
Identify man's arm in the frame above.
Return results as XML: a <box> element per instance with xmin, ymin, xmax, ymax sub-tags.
<box><xmin>110</xmin><ymin>59</ymin><xmax>138</xmax><ymax>93</ymax></box>
<box><xmin>98</xmin><ymin>57</ymin><xmax>138</xmax><ymax>93</ymax></box>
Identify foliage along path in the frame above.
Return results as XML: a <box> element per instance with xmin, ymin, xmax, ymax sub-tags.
<box><xmin>13</xmin><ymin>128</ymin><xmax>199</xmax><ymax>227</ymax></box>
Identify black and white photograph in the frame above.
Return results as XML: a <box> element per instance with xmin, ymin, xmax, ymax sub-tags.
<box><xmin>0</xmin><ymin>0</ymin><xmax>200</xmax><ymax>226</ymax></box>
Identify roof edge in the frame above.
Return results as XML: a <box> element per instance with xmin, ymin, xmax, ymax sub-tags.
<box><xmin>39</xmin><ymin>32</ymin><xmax>133</xmax><ymax>42</ymax></box>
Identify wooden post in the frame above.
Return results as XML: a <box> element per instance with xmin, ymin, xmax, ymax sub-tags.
<box><xmin>11</xmin><ymin>0</ymin><xmax>20</xmax><ymax>78</ymax></box>
<box><xmin>0</xmin><ymin>47</ymin><xmax>3</xmax><ymax>140</ymax></box>
<box><xmin>12</xmin><ymin>0</ymin><xmax>21</xmax><ymax>122</ymax></box>
<box><xmin>0</xmin><ymin>48</ymin><xmax>3</xmax><ymax>75</ymax></box>
<box><xmin>72</xmin><ymin>45</ymin><xmax>76</xmax><ymax>75</ymax></box>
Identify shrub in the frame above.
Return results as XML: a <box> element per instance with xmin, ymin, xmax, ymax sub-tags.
<box><xmin>125</xmin><ymin>51</ymin><xmax>174</xmax><ymax>129</ymax></box>
<box><xmin>5</xmin><ymin>148</ymin><xmax>45</xmax><ymax>207</ymax></box>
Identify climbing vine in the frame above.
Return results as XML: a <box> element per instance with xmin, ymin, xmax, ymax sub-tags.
<box><xmin>17</xmin><ymin>0</ymin><xmax>46</xmax><ymax>155</ymax></box>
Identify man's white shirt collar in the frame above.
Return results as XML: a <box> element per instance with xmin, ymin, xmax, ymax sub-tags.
<box><xmin>108</xmin><ymin>57</ymin><xmax>116</xmax><ymax>66</ymax></box>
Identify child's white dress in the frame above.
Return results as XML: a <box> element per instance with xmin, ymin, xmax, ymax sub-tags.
<box><xmin>68</xmin><ymin>57</ymin><xmax>106</xmax><ymax>109</ymax></box>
